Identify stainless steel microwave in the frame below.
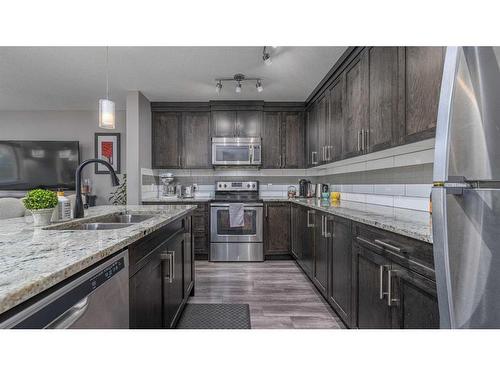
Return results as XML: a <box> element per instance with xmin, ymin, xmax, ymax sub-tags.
<box><xmin>211</xmin><ymin>137</ymin><xmax>261</xmax><ymax>166</ymax></box>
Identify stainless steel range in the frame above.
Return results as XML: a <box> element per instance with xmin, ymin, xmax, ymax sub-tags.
<box><xmin>210</xmin><ymin>181</ymin><xmax>263</xmax><ymax>262</ymax></box>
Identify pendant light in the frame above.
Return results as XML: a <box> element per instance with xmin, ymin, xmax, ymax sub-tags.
<box><xmin>98</xmin><ymin>47</ymin><xmax>115</xmax><ymax>129</ymax></box>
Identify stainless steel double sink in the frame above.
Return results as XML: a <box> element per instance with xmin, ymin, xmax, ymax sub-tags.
<box><xmin>46</xmin><ymin>213</ymin><xmax>156</xmax><ymax>231</ymax></box>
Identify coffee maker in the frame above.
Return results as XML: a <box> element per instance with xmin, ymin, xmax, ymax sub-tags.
<box><xmin>299</xmin><ymin>179</ymin><xmax>310</xmax><ymax>198</ymax></box>
<box><xmin>160</xmin><ymin>173</ymin><xmax>177</xmax><ymax>199</ymax></box>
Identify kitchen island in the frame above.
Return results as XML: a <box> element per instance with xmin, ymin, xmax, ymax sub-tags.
<box><xmin>0</xmin><ymin>204</ymin><xmax>196</xmax><ymax>321</ymax></box>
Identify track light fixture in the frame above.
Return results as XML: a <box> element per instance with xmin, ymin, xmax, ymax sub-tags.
<box><xmin>262</xmin><ymin>46</ymin><xmax>272</xmax><ymax>66</ymax></box>
<box><xmin>256</xmin><ymin>80</ymin><xmax>263</xmax><ymax>93</ymax></box>
<box><xmin>214</xmin><ymin>73</ymin><xmax>263</xmax><ymax>95</ymax></box>
<box><xmin>215</xmin><ymin>80</ymin><xmax>222</xmax><ymax>94</ymax></box>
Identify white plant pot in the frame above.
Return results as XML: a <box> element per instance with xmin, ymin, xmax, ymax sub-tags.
<box><xmin>30</xmin><ymin>208</ymin><xmax>55</xmax><ymax>227</ymax></box>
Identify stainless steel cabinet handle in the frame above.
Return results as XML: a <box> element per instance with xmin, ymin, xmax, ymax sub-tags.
<box><xmin>324</xmin><ymin>216</ymin><xmax>331</xmax><ymax>238</ymax></box>
<box><xmin>387</xmin><ymin>270</ymin><xmax>399</xmax><ymax>306</ymax></box>
<box><xmin>279</xmin><ymin>154</ymin><xmax>282</xmax><ymax>168</ymax></box>
<box><xmin>374</xmin><ymin>239</ymin><xmax>402</xmax><ymax>253</ymax></box>
<box><xmin>361</xmin><ymin>130</ymin><xmax>365</xmax><ymax>152</ymax></box>
<box><xmin>364</xmin><ymin>129</ymin><xmax>369</xmax><ymax>151</ymax></box>
<box><xmin>170</xmin><ymin>251</ymin><xmax>175</xmax><ymax>282</ymax></box>
<box><xmin>307</xmin><ymin>210</ymin><xmax>315</xmax><ymax>228</ymax></box>
<box><xmin>321</xmin><ymin>216</ymin><xmax>325</xmax><ymax>236</ymax></box>
<box><xmin>178</xmin><ymin>155</ymin><xmax>181</xmax><ymax>166</ymax></box>
<box><xmin>161</xmin><ymin>252</ymin><xmax>174</xmax><ymax>283</ymax></box>
<box><xmin>379</xmin><ymin>265</ymin><xmax>388</xmax><ymax>300</ymax></box>
<box><xmin>357</xmin><ymin>130</ymin><xmax>361</xmax><ymax>152</ymax></box>
<box><xmin>312</xmin><ymin>151</ymin><xmax>318</xmax><ymax>165</ymax></box>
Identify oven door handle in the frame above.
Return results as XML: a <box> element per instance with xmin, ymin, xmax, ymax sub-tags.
<box><xmin>210</xmin><ymin>203</ymin><xmax>263</xmax><ymax>208</ymax></box>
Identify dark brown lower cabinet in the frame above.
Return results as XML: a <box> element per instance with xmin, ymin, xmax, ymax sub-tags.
<box><xmin>143</xmin><ymin>201</ymin><xmax>209</xmax><ymax>260</ymax></box>
<box><xmin>290</xmin><ymin>205</ymin><xmax>437</xmax><ymax>329</ymax></box>
<box><xmin>129</xmin><ymin>214</ymin><xmax>194</xmax><ymax>329</ymax></box>
<box><xmin>300</xmin><ymin>209</ymin><xmax>315</xmax><ymax>278</ymax></box>
<box><xmin>392</xmin><ymin>266</ymin><xmax>439</xmax><ymax>328</ymax></box>
<box><xmin>291</xmin><ymin>205</ymin><xmax>313</xmax><ymax>278</ymax></box>
<box><xmin>163</xmin><ymin>232</ymin><xmax>185</xmax><ymax>329</ymax></box>
<box><xmin>353</xmin><ymin>241</ymin><xmax>394</xmax><ymax>328</ymax></box>
<box><xmin>183</xmin><ymin>217</ymin><xmax>194</xmax><ymax>299</ymax></box>
<box><xmin>129</xmin><ymin>249</ymin><xmax>163</xmax><ymax>329</ymax></box>
<box><xmin>291</xmin><ymin>204</ymin><xmax>305</xmax><ymax>260</ymax></box>
<box><xmin>264</xmin><ymin>203</ymin><xmax>291</xmax><ymax>257</ymax></box>
<box><xmin>328</xmin><ymin>215</ymin><xmax>353</xmax><ymax>327</ymax></box>
<box><xmin>352</xmin><ymin>237</ymin><xmax>439</xmax><ymax>329</ymax></box>
<box><xmin>313</xmin><ymin>213</ymin><xmax>329</xmax><ymax>297</ymax></box>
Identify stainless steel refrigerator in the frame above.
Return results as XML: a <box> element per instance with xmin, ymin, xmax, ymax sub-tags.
<box><xmin>433</xmin><ymin>46</ymin><xmax>500</xmax><ymax>328</ymax></box>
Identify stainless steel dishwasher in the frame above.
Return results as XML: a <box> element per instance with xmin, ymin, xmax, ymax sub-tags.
<box><xmin>0</xmin><ymin>250</ymin><xmax>129</xmax><ymax>329</ymax></box>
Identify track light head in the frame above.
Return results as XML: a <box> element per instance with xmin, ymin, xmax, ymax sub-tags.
<box><xmin>235</xmin><ymin>81</ymin><xmax>242</xmax><ymax>93</ymax></box>
<box><xmin>263</xmin><ymin>47</ymin><xmax>272</xmax><ymax>65</ymax></box>
<box><xmin>215</xmin><ymin>80</ymin><xmax>222</xmax><ymax>94</ymax></box>
<box><xmin>256</xmin><ymin>80</ymin><xmax>263</xmax><ymax>93</ymax></box>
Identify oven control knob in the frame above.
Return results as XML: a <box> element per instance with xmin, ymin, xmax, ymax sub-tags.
<box><xmin>252</xmin><ymin>183</ymin><xmax>256</xmax><ymax>188</ymax></box>
<box><xmin>247</xmin><ymin>184</ymin><xmax>250</xmax><ymax>188</ymax></box>
<box><xmin>223</xmin><ymin>184</ymin><xmax>227</xmax><ymax>188</ymax></box>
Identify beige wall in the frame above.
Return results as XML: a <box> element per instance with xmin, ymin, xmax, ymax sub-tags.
<box><xmin>0</xmin><ymin>110</ymin><xmax>126</xmax><ymax>205</ymax></box>
<box><xmin>126</xmin><ymin>91</ymin><xmax>151</xmax><ymax>204</ymax></box>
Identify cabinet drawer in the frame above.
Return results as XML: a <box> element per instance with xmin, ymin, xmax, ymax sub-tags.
<box><xmin>129</xmin><ymin>220</ymin><xmax>185</xmax><ymax>277</ymax></box>
<box><xmin>192</xmin><ymin>215</ymin><xmax>207</xmax><ymax>232</ymax></box>
<box><xmin>194</xmin><ymin>235</ymin><xmax>208</xmax><ymax>247</ymax></box>
<box><xmin>352</xmin><ymin>223</ymin><xmax>434</xmax><ymax>280</ymax></box>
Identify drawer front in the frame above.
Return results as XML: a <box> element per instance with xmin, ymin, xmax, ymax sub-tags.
<box><xmin>352</xmin><ymin>223</ymin><xmax>434</xmax><ymax>280</ymax></box>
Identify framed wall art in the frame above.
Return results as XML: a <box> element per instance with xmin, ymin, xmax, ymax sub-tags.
<box><xmin>94</xmin><ymin>132</ymin><xmax>121</xmax><ymax>174</ymax></box>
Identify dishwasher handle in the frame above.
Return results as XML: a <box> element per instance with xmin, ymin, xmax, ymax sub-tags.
<box><xmin>45</xmin><ymin>297</ymin><xmax>90</xmax><ymax>329</ymax></box>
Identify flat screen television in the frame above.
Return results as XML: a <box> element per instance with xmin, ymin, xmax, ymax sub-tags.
<box><xmin>0</xmin><ymin>141</ymin><xmax>80</xmax><ymax>190</ymax></box>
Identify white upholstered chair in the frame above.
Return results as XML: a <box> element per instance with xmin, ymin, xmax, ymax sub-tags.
<box><xmin>0</xmin><ymin>198</ymin><xmax>27</xmax><ymax>219</ymax></box>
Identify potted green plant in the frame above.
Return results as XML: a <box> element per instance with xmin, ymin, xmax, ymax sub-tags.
<box><xmin>23</xmin><ymin>189</ymin><xmax>58</xmax><ymax>226</ymax></box>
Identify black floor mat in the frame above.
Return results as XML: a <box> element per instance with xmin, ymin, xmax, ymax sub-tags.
<box><xmin>176</xmin><ymin>303</ymin><xmax>251</xmax><ymax>329</ymax></box>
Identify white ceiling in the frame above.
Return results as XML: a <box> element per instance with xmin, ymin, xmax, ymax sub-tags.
<box><xmin>0</xmin><ymin>47</ymin><xmax>347</xmax><ymax>111</ymax></box>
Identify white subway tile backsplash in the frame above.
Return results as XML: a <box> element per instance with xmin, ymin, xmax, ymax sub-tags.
<box><xmin>342</xmin><ymin>193</ymin><xmax>366</xmax><ymax>203</ymax></box>
<box><xmin>394</xmin><ymin>196</ymin><xmax>429</xmax><ymax>211</ymax></box>
<box><xmin>352</xmin><ymin>184</ymin><xmax>374</xmax><ymax>194</ymax></box>
<box><xmin>364</xmin><ymin>194</ymin><xmax>394</xmax><ymax>207</ymax></box>
<box><xmin>373</xmin><ymin>184</ymin><xmax>405</xmax><ymax>196</ymax></box>
<box><xmin>405</xmin><ymin>184</ymin><xmax>432</xmax><ymax>198</ymax></box>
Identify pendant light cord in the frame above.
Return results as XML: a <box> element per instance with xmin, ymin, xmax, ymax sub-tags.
<box><xmin>105</xmin><ymin>46</ymin><xmax>109</xmax><ymax>100</ymax></box>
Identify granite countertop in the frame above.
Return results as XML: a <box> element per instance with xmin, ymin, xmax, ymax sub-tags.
<box><xmin>283</xmin><ymin>198</ymin><xmax>433</xmax><ymax>244</ymax></box>
<box><xmin>0</xmin><ymin>204</ymin><xmax>196</xmax><ymax>316</ymax></box>
<box><xmin>143</xmin><ymin>196</ymin><xmax>433</xmax><ymax>244</ymax></box>
<box><xmin>142</xmin><ymin>197</ymin><xmax>212</xmax><ymax>203</ymax></box>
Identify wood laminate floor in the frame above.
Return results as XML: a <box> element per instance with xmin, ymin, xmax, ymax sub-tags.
<box><xmin>188</xmin><ymin>260</ymin><xmax>344</xmax><ymax>329</ymax></box>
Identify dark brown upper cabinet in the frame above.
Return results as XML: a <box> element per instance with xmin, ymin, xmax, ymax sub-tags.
<box><xmin>343</xmin><ymin>49</ymin><xmax>369</xmax><ymax>159</ymax></box>
<box><xmin>282</xmin><ymin>112</ymin><xmax>305</xmax><ymax>168</ymax></box>
<box><xmin>317</xmin><ymin>94</ymin><xmax>329</xmax><ymax>164</ymax></box>
<box><xmin>212</xmin><ymin>110</ymin><xmax>261</xmax><ymax>137</ymax></box>
<box><xmin>262</xmin><ymin>111</ymin><xmax>305</xmax><ymax>169</ymax></box>
<box><xmin>182</xmin><ymin>111</ymin><xmax>211</xmax><ymax>168</ymax></box>
<box><xmin>368</xmin><ymin>47</ymin><xmax>400</xmax><ymax>153</ymax></box>
<box><xmin>152</xmin><ymin>110</ymin><xmax>211</xmax><ymax>169</ymax></box>
<box><xmin>152</xmin><ymin>111</ymin><xmax>182</xmax><ymax>168</ymax></box>
<box><xmin>236</xmin><ymin>110</ymin><xmax>261</xmax><ymax>137</ymax></box>
<box><xmin>402</xmin><ymin>47</ymin><xmax>445</xmax><ymax>143</ymax></box>
<box><xmin>327</xmin><ymin>76</ymin><xmax>344</xmax><ymax>162</ymax></box>
<box><xmin>212</xmin><ymin>110</ymin><xmax>236</xmax><ymax>137</ymax></box>
<box><xmin>306</xmin><ymin>102</ymin><xmax>319</xmax><ymax>167</ymax></box>
<box><xmin>262</xmin><ymin>112</ymin><xmax>282</xmax><ymax>168</ymax></box>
